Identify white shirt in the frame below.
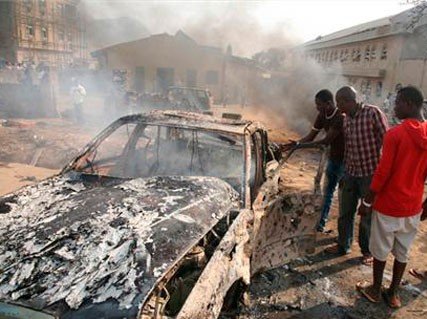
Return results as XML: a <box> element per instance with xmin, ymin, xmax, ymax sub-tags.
<box><xmin>70</xmin><ymin>84</ymin><xmax>86</xmax><ymax>104</ymax></box>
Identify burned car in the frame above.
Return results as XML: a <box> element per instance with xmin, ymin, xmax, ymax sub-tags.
<box><xmin>167</xmin><ymin>86</ymin><xmax>213</xmax><ymax>112</ymax></box>
<box><xmin>0</xmin><ymin>111</ymin><xmax>324</xmax><ymax>319</ymax></box>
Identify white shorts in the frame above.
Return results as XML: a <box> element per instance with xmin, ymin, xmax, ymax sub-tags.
<box><xmin>369</xmin><ymin>210</ymin><xmax>421</xmax><ymax>263</ymax></box>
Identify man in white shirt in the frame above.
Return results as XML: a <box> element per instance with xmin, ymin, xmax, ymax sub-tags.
<box><xmin>70</xmin><ymin>78</ymin><xmax>86</xmax><ymax>124</ymax></box>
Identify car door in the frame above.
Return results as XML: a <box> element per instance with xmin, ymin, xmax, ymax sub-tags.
<box><xmin>250</xmin><ymin>147</ymin><xmax>327</xmax><ymax>275</ymax></box>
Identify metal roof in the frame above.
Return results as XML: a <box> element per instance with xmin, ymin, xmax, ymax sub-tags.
<box><xmin>302</xmin><ymin>5</ymin><xmax>427</xmax><ymax>49</ymax></box>
<box><xmin>304</xmin><ymin>16</ymin><xmax>392</xmax><ymax>48</ymax></box>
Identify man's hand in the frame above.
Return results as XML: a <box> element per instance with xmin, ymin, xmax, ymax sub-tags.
<box><xmin>280</xmin><ymin>140</ymin><xmax>298</xmax><ymax>152</ymax></box>
<box><xmin>358</xmin><ymin>201</ymin><xmax>372</xmax><ymax>216</ymax></box>
<box><xmin>421</xmin><ymin>200</ymin><xmax>427</xmax><ymax>221</ymax></box>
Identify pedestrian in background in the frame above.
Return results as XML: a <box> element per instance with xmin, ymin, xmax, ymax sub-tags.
<box><xmin>70</xmin><ymin>78</ymin><xmax>86</xmax><ymax>124</ymax></box>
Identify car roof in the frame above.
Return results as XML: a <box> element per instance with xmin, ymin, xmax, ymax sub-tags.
<box><xmin>115</xmin><ymin>110</ymin><xmax>264</xmax><ymax>135</ymax></box>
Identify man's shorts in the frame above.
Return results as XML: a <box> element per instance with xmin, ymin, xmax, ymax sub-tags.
<box><xmin>369</xmin><ymin>210</ymin><xmax>421</xmax><ymax>263</ymax></box>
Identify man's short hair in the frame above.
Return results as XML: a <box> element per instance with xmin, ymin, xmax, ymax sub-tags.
<box><xmin>398</xmin><ymin>86</ymin><xmax>424</xmax><ymax>108</ymax></box>
<box><xmin>315</xmin><ymin>89</ymin><xmax>333</xmax><ymax>103</ymax></box>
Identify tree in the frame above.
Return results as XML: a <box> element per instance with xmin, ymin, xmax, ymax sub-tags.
<box><xmin>252</xmin><ymin>48</ymin><xmax>287</xmax><ymax>71</ymax></box>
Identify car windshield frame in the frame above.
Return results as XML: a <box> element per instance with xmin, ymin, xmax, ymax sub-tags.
<box><xmin>64</xmin><ymin>117</ymin><xmax>252</xmax><ymax>206</ymax></box>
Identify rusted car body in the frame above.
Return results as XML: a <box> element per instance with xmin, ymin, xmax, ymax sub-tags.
<box><xmin>167</xmin><ymin>86</ymin><xmax>213</xmax><ymax>112</ymax></box>
<box><xmin>0</xmin><ymin>111</ymin><xmax>323</xmax><ymax>319</ymax></box>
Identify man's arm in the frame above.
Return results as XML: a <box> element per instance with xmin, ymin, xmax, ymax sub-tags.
<box><xmin>301</xmin><ymin>112</ymin><xmax>342</xmax><ymax>147</ymax></box>
<box><xmin>282</xmin><ymin>114</ymin><xmax>323</xmax><ymax>150</ymax></box>
<box><xmin>298</xmin><ymin>113</ymin><xmax>324</xmax><ymax>143</ymax></box>
<box><xmin>373</xmin><ymin>107</ymin><xmax>389</xmax><ymax>143</ymax></box>
<box><xmin>300</xmin><ymin>126</ymin><xmax>339</xmax><ymax>147</ymax></box>
<box><xmin>359</xmin><ymin>132</ymin><xmax>396</xmax><ymax>215</ymax></box>
<box><xmin>299</xmin><ymin>128</ymin><xmax>320</xmax><ymax>143</ymax></box>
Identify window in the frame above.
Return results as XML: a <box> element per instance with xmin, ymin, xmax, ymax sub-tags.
<box><xmin>73</xmin><ymin>123</ymin><xmax>245</xmax><ymax>194</ymax></box>
<box><xmin>156</xmin><ymin>67</ymin><xmax>174</xmax><ymax>92</ymax></box>
<box><xmin>23</xmin><ymin>0</ymin><xmax>33</xmax><ymax>12</ymax></box>
<box><xmin>25</xmin><ymin>24</ymin><xmax>34</xmax><ymax>38</ymax></box>
<box><xmin>343</xmin><ymin>49</ymin><xmax>349</xmax><ymax>62</ymax></box>
<box><xmin>39</xmin><ymin>0</ymin><xmax>46</xmax><ymax>15</ymax></box>
<box><xmin>205</xmin><ymin>70</ymin><xmax>219</xmax><ymax>85</ymax></box>
<box><xmin>376</xmin><ymin>81</ymin><xmax>383</xmax><ymax>97</ymax></box>
<box><xmin>365</xmin><ymin>80</ymin><xmax>372</xmax><ymax>95</ymax></box>
<box><xmin>74</xmin><ymin>123</ymin><xmax>137</xmax><ymax>177</ymax></box>
<box><xmin>364</xmin><ymin>46</ymin><xmax>370</xmax><ymax>61</ymax></box>
<box><xmin>353</xmin><ymin>48</ymin><xmax>361</xmax><ymax>62</ymax></box>
<box><xmin>58</xmin><ymin>28</ymin><xmax>64</xmax><ymax>41</ymax></box>
<box><xmin>56</xmin><ymin>3</ymin><xmax>63</xmax><ymax>15</ymax></box>
<box><xmin>186</xmin><ymin>69</ymin><xmax>197</xmax><ymax>87</ymax></box>
<box><xmin>381</xmin><ymin>44</ymin><xmax>388</xmax><ymax>60</ymax></box>
<box><xmin>41</xmin><ymin>27</ymin><xmax>48</xmax><ymax>41</ymax></box>
<box><xmin>371</xmin><ymin>45</ymin><xmax>377</xmax><ymax>60</ymax></box>
<box><xmin>134</xmin><ymin>66</ymin><xmax>145</xmax><ymax>92</ymax></box>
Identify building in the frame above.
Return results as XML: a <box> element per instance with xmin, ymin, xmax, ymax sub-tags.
<box><xmin>0</xmin><ymin>0</ymin><xmax>87</xmax><ymax>67</ymax></box>
<box><xmin>92</xmin><ymin>31</ymin><xmax>260</xmax><ymax>104</ymax></box>
<box><xmin>300</xmin><ymin>5</ymin><xmax>427</xmax><ymax>105</ymax></box>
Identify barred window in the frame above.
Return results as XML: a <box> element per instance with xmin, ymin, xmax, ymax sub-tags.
<box><xmin>380</xmin><ymin>44</ymin><xmax>387</xmax><ymax>60</ymax></box>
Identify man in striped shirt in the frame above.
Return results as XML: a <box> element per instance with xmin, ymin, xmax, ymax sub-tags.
<box><xmin>326</xmin><ymin>86</ymin><xmax>388</xmax><ymax>265</ymax></box>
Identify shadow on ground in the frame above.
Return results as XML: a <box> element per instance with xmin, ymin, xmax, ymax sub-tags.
<box><xmin>238</xmin><ymin>234</ymin><xmax>427</xmax><ymax>319</ymax></box>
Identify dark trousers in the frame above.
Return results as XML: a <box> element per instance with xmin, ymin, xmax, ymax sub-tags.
<box><xmin>318</xmin><ymin>159</ymin><xmax>345</xmax><ymax>231</ymax></box>
<box><xmin>337</xmin><ymin>174</ymin><xmax>372</xmax><ymax>255</ymax></box>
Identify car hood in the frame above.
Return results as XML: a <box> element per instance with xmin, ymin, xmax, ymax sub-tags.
<box><xmin>0</xmin><ymin>173</ymin><xmax>239</xmax><ymax>318</ymax></box>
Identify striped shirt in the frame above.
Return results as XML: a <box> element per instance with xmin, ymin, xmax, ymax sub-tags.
<box><xmin>344</xmin><ymin>104</ymin><xmax>389</xmax><ymax>177</ymax></box>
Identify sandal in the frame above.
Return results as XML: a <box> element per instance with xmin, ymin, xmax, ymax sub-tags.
<box><xmin>356</xmin><ymin>281</ymin><xmax>381</xmax><ymax>303</ymax></box>
<box><xmin>382</xmin><ymin>289</ymin><xmax>402</xmax><ymax>308</ymax></box>
<box><xmin>409</xmin><ymin>268</ymin><xmax>427</xmax><ymax>280</ymax></box>
<box><xmin>361</xmin><ymin>254</ymin><xmax>374</xmax><ymax>266</ymax></box>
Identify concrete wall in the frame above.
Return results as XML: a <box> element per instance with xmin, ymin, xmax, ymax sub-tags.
<box><xmin>97</xmin><ymin>34</ymin><xmax>259</xmax><ymax>104</ymax></box>
<box><xmin>395</xmin><ymin>59</ymin><xmax>427</xmax><ymax>93</ymax></box>
<box><xmin>102</xmin><ymin>35</ymin><xmax>223</xmax><ymax>98</ymax></box>
<box><xmin>302</xmin><ymin>33</ymin><xmax>408</xmax><ymax>106</ymax></box>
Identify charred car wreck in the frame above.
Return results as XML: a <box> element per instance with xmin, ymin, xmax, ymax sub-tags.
<box><xmin>0</xmin><ymin>111</ymin><xmax>324</xmax><ymax>319</ymax></box>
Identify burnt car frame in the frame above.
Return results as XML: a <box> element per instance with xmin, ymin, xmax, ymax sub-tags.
<box><xmin>0</xmin><ymin>111</ymin><xmax>325</xmax><ymax>319</ymax></box>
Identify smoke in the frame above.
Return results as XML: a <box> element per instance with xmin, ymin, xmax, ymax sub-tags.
<box><xmin>256</xmin><ymin>57</ymin><xmax>349</xmax><ymax>134</ymax></box>
<box><xmin>79</xmin><ymin>1</ymin><xmax>349</xmax><ymax>134</ymax></box>
<box><xmin>80</xmin><ymin>1</ymin><xmax>299</xmax><ymax>57</ymax></box>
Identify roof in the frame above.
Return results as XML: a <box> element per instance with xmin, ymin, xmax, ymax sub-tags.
<box><xmin>114</xmin><ymin>110</ymin><xmax>263</xmax><ymax>136</ymax></box>
<box><xmin>92</xmin><ymin>30</ymin><xmax>221</xmax><ymax>56</ymax></box>
<box><xmin>302</xmin><ymin>5</ymin><xmax>427</xmax><ymax>49</ymax></box>
<box><xmin>168</xmin><ymin>86</ymin><xmax>210</xmax><ymax>92</ymax></box>
<box><xmin>304</xmin><ymin>16</ymin><xmax>392</xmax><ymax>47</ymax></box>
